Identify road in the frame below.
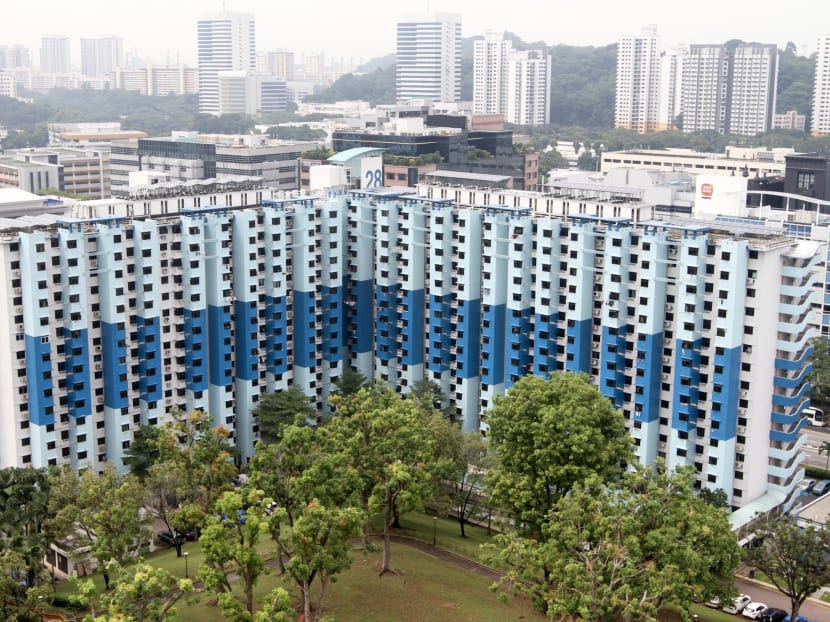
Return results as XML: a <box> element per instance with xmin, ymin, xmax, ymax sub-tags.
<box><xmin>735</xmin><ymin>576</ymin><xmax>830</xmax><ymax>620</ymax></box>
<box><xmin>803</xmin><ymin>425</ymin><xmax>830</xmax><ymax>470</ymax></box>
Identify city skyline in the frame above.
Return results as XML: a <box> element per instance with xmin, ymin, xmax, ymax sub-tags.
<box><xmin>2</xmin><ymin>0</ymin><xmax>827</xmax><ymax>68</ymax></box>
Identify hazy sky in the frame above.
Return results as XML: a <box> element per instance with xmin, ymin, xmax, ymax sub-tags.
<box><xmin>4</xmin><ymin>0</ymin><xmax>826</xmax><ymax>67</ymax></box>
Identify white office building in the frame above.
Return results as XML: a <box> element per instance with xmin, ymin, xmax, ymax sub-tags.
<box><xmin>396</xmin><ymin>13</ymin><xmax>461</xmax><ymax>103</ymax></box>
<box><xmin>197</xmin><ymin>12</ymin><xmax>256</xmax><ymax>115</ymax></box>
<box><xmin>812</xmin><ymin>35</ymin><xmax>830</xmax><ymax>136</ymax></box>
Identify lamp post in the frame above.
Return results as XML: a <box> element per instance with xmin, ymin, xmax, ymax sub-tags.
<box><xmin>432</xmin><ymin>516</ymin><xmax>437</xmax><ymax>546</ymax></box>
<box><xmin>184</xmin><ymin>551</ymin><xmax>189</xmax><ymax>579</ymax></box>
<box><xmin>38</xmin><ymin>595</ymin><xmax>44</xmax><ymax>622</ymax></box>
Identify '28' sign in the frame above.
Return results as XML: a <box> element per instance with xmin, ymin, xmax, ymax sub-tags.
<box><xmin>364</xmin><ymin>168</ymin><xmax>382</xmax><ymax>188</ymax></box>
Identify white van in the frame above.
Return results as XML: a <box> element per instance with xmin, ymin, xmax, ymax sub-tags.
<box><xmin>804</xmin><ymin>406</ymin><xmax>827</xmax><ymax>427</ymax></box>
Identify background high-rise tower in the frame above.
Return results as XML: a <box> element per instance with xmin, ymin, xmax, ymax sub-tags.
<box><xmin>197</xmin><ymin>12</ymin><xmax>256</xmax><ymax>115</ymax></box>
<box><xmin>396</xmin><ymin>13</ymin><xmax>461</xmax><ymax>103</ymax></box>
<box><xmin>473</xmin><ymin>31</ymin><xmax>551</xmax><ymax>126</ymax></box>
<box><xmin>614</xmin><ymin>26</ymin><xmax>661</xmax><ymax>133</ymax></box>
<box><xmin>681</xmin><ymin>43</ymin><xmax>777</xmax><ymax>135</ymax></box>
<box><xmin>812</xmin><ymin>35</ymin><xmax>830</xmax><ymax>135</ymax></box>
<box><xmin>40</xmin><ymin>36</ymin><xmax>71</xmax><ymax>74</ymax></box>
<box><xmin>80</xmin><ymin>36</ymin><xmax>124</xmax><ymax>77</ymax></box>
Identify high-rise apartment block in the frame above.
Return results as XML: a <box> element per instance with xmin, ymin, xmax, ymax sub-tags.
<box><xmin>0</xmin><ymin>181</ymin><xmax>815</xmax><ymax>526</ymax></box>
<box><xmin>396</xmin><ymin>13</ymin><xmax>462</xmax><ymax>103</ymax></box>
<box><xmin>473</xmin><ymin>32</ymin><xmax>550</xmax><ymax>126</ymax></box>
<box><xmin>80</xmin><ymin>36</ymin><xmax>124</xmax><ymax>77</ymax></box>
<box><xmin>615</xmin><ymin>26</ymin><xmax>662</xmax><ymax>133</ymax></box>
<box><xmin>114</xmin><ymin>65</ymin><xmax>199</xmax><ymax>96</ymax></box>
<box><xmin>812</xmin><ymin>35</ymin><xmax>830</xmax><ymax>136</ymax></box>
<box><xmin>257</xmin><ymin>50</ymin><xmax>295</xmax><ymax>81</ymax></box>
<box><xmin>0</xmin><ymin>45</ymin><xmax>31</xmax><ymax>69</ymax></box>
<box><xmin>40</xmin><ymin>36</ymin><xmax>71</xmax><ymax>74</ymax></box>
<box><xmin>197</xmin><ymin>12</ymin><xmax>256</xmax><ymax>115</ymax></box>
<box><xmin>217</xmin><ymin>71</ymin><xmax>287</xmax><ymax>115</ymax></box>
<box><xmin>616</xmin><ymin>28</ymin><xmax>778</xmax><ymax>136</ymax></box>
<box><xmin>681</xmin><ymin>43</ymin><xmax>777</xmax><ymax>135</ymax></box>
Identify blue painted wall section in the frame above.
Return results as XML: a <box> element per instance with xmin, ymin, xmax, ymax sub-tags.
<box><xmin>428</xmin><ymin>293</ymin><xmax>452</xmax><ymax>374</ymax></box>
<box><xmin>375</xmin><ymin>283</ymin><xmax>399</xmax><ymax>361</ymax></box>
<box><xmin>481</xmin><ymin>303</ymin><xmax>506</xmax><ymax>386</ymax></box>
<box><xmin>208</xmin><ymin>304</ymin><xmax>233</xmax><ymax>387</ymax></box>
<box><xmin>770</xmin><ymin>417</ymin><xmax>808</xmax><ymax>443</ymax></box>
<box><xmin>347</xmin><ymin>279</ymin><xmax>373</xmax><ymax>355</ymax></box>
<box><xmin>293</xmin><ymin>289</ymin><xmax>316</xmax><ymax>368</ymax></box>
<box><xmin>63</xmin><ymin>327</ymin><xmax>91</xmax><ymax>418</ymax></box>
<box><xmin>505</xmin><ymin>308</ymin><xmax>531</xmax><ymax>388</ymax></box>
<box><xmin>634</xmin><ymin>331</ymin><xmax>662</xmax><ymax>422</ymax></box>
<box><xmin>101</xmin><ymin>320</ymin><xmax>128</xmax><ymax>410</ymax></box>
<box><xmin>321</xmin><ymin>285</ymin><xmax>343</xmax><ymax>363</ymax></box>
<box><xmin>673</xmin><ymin>338</ymin><xmax>703</xmax><ymax>434</ymax></box>
<box><xmin>25</xmin><ymin>335</ymin><xmax>54</xmax><ymax>426</ymax></box>
<box><xmin>400</xmin><ymin>289</ymin><xmax>425</xmax><ymax>366</ymax></box>
<box><xmin>183</xmin><ymin>308</ymin><xmax>208</xmax><ymax>391</ymax></box>
<box><xmin>601</xmin><ymin>325</ymin><xmax>629</xmax><ymax>410</ymax></box>
<box><xmin>565</xmin><ymin>317</ymin><xmax>592</xmax><ymax>374</ymax></box>
<box><xmin>532</xmin><ymin>313</ymin><xmax>559</xmax><ymax>376</ymax></box>
<box><xmin>775</xmin><ymin>346</ymin><xmax>813</xmax><ymax>371</ymax></box>
<box><xmin>262</xmin><ymin>294</ymin><xmax>289</xmax><ymax>375</ymax></box>
<box><xmin>136</xmin><ymin>317</ymin><xmax>162</xmax><ymax>403</ymax></box>
<box><xmin>235</xmin><ymin>299</ymin><xmax>259</xmax><ymax>381</ymax></box>
<box><xmin>455</xmin><ymin>298</ymin><xmax>480</xmax><ymax>379</ymax></box>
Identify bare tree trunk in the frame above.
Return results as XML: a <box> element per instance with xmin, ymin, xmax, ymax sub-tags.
<box><xmin>314</xmin><ymin>575</ymin><xmax>330</xmax><ymax>622</ymax></box>
<box><xmin>379</xmin><ymin>487</ymin><xmax>398</xmax><ymax>576</ymax></box>
<box><xmin>302</xmin><ymin>580</ymin><xmax>311</xmax><ymax>622</ymax></box>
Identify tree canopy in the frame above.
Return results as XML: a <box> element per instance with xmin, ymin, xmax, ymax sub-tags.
<box><xmin>484</xmin><ymin>372</ymin><xmax>632</xmax><ymax>535</ymax></box>
<box><xmin>743</xmin><ymin>518</ymin><xmax>830</xmax><ymax>620</ymax></box>
<box><xmin>487</xmin><ymin>464</ymin><xmax>741</xmax><ymax>621</ymax></box>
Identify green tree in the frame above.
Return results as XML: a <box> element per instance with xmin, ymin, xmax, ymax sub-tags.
<box><xmin>143</xmin><ymin>463</ymin><xmax>184</xmax><ymax>556</ymax></box>
<box><xmin>820</xmin><ymin>440</ymin><xmax>830</xmax><ymax>472</ymax></box>
<box><xmin>0</xmin><ymin>468</ymin><xmax>53</xmax><ymax>589</ymax></box>
<box><xmin>698</xmin><ymin>487</ymin><xmax>730</xmax><ymax>509</ymax></box>
<box><xmin>808</xmin><ymin>336</ymin><xmax>830</xmax><ymax>404</ymax></box>
<box><xmin>327</xmin><ymin>384</ymin><xmax>462</xmax><ymax>575</ymax></box>
<box><xmin>0</xmin><ymin>549</ymin><xmax>51</xmax><ymax>621</ymax></box>
<box><xmin>451</xmin><ymin>432</ymin><xmax>492</xmax><ymax>538</ymax></box>
<box><xmin>122</xmin><ymin>424</ymin><xmax>162</xmax><ymax>479</ymax></box>
<box><xmin>198</xmin><ymin>490</ymin><xmax>267</xmax><ymax>621</ymax></box>
<box><xmin>99</xmin><ymin>560</ymin><xmax>194</xmax><ymax>622</ymax></box>
<box><xmin>538</xmin><ymin>149</ymin><xmax>569</xmax><ymax>177</ymax></box>
<box><xmin>252</xmin><ymin>386</ymin><xmax>317</xmax><ymax>444</ymax></box>
<box><xmin>409</xmin><ymin>378</ymin><xmax>455</xmax><ymax>423</ymax></box>
<box><xmin>744</xmin><ymin>518</ymin><xmax>830</xmax><ymax>620</ymax></box>
<box><xmin>249</xmin><ymin>421</ymin><xmax>362</xmax><ymax>619</ymax></box>
<box><xmin>156</xmin><ymin>408</ymin><xmax>238</xmax><ymax>514</ymax></box>
<box><xmin>487</xmin><ymin>464</ymin><xmax>741</xmax><ymax>621</ymax></box>
<box><xmin>484</xmin><ymin>372</ymin><xmax>632</xmax><ymax>536</ymax></box>
<box><xmin>271</xmin><ymin>501</ymin><xmax>363</xmax><ymax>622</ymax></box>
<box><xmin>332</xmin><ymin>368</ymin><xmax>369</xmax><ymax>397</ymax></box>
<box><xmin>48</xmin><ymin>465</ymin><xmax>151</xmax><ymax>586</ymax></box>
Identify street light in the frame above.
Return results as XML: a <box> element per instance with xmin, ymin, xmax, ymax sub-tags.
<box><xmin>433</xmin><ymin>516</ymin><xmax>437</xmax><ymax>546</ymax></box>
<box><xmin>184</xmin><ymin>551</ymin><xmax>189</xmax><ymax>579</ymax></box>
<box><xmin>38</xmin><ymin>595</ymin><xmax>44</xmax><ymax>622</ymax></box>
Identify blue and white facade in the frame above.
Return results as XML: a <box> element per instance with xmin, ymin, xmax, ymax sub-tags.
<box><xmin>0</xmin><ymin>182</ymin><xmax>818</xmax><ymax>518</ymax></box>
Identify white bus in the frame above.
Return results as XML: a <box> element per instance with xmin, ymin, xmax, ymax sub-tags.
<box><xmin>804</xmin><ymin>406</ymin><xmax>827</xmax><ymax>428</ymax></box>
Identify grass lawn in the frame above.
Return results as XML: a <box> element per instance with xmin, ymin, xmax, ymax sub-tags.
<box><xmin>46</xmin><ymin>514</ymin><xmax>762</xmax><ymax>622</ymax></box>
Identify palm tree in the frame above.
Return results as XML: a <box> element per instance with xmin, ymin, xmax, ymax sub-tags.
<box><xmin>819</xmin><ymin>441</ymin><xmax>830</xmax><ymax>474</ymax></box>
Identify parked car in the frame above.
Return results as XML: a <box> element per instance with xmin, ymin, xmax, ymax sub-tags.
<box><xmin>783</xmin><ymin>615</ymin><xmax>811</xmax><ymax>622</ymax></box>
<box><xmin>704</xmin><ymin>595</ymin><xmax>721</xmax><ymax>608</ymax></box>
<box><xmin>724</xmin><ymin>594</ymin><xmax>752</xmax><ymax>614</ymax></box>
<box><xmin>798</xmin><ymin>478</ymin><xmax>816</xmax><ymax>494</ymax></box>
<box><xmin>758</xmin><ymin>608</ymin><xmax>787</xmax><ymax>622</ymax></box>
<box><xmin>742</xmin><ymin>602</ymin><xmax>768</xmax><ymax>619</ymax></box>
<box><xmin>157</xmin><ymin>530</ymin><xmax>184</xmax><ymax>546</ymax></box>
<box><xmin>812</xmin><ymin>479</ymin><xmax>830</xmax><ymax>496</ymax></box>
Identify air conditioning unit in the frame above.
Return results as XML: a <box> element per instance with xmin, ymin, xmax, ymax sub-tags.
<box><xmin>663</xmin><ymin>356</ymin><xmax>671</xmax><ymax>363</ymax></box>
<box><xmin>667</xmin><ymin>304</ymin><xmax>674</xmax><ymax>311</ymax></box>
<box><xmin>740</xmin><ymin>389</ymin><xmax>748</xmax><ymax>397</ymax></box>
